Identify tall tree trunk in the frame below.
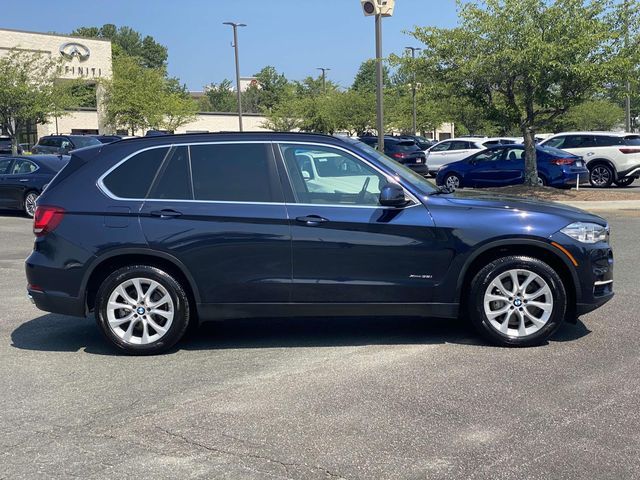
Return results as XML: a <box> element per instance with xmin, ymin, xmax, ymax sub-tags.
<box><xmin>522</xmin><ymin>124</ymin><xmax>539</xmax><ymax>187</ymax></box>
<box><xmin>10</xmin><ymin>118</ymin><xmax>18</xmax><ymax>155</ymax></box>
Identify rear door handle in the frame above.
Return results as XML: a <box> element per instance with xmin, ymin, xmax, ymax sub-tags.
<box><xmin>150</xmin><ymin>209</ymin><xmax>182</xmax><ymax>219</ymax></box>
<box><xmin>19</xmin><ymin>179</ymin><xmax>29</xmax><ymax>182</ymax></box>
<box><xmin>296</xmin><ymin>215</ymin><xmax>328</xmax><ymax>226</ymax></box>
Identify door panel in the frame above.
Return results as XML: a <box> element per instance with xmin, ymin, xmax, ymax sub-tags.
<box><xmin>0</xmin><ymin>158</ymin><xmax>14</xmax><ymax>207</ymax></box>
<box><xmin>278</xmin><ymin>142</ymin><xmax>444</xmax><ymax>303</ymax></box>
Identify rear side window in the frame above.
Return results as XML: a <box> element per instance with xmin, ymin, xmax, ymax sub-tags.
<box><xmin>190</xmin><ymin>143</ymin><xmax>274</xmax><ymax>202</ymax></box>
<box><xmin>11</xmin><ymin>159</ymin><xmax>37</xmax><ymax>174</ymax></box>
<box><xmin>624</xmin><ymin>136</ymin><xmax>640</xmax><ymax>146</ymax></box>
<box><xmin>103</xmin><ymin>147</ymin><xmax>169</xmax><ymax>199</ymax></box>
<box><xmin>594</xmin><ymin>136</ymin><xmax>623</xmax><ymax>147</ymax></box>
<box><xmin>562</xmin><ymin>135</ymin><xmax>596</xmax><ymax>148</ymax></box>
<box><xmin>149</xmin><ymin>146</ymin><xmax>192</xmax><ymax>200</ymax></box>
<box><xmin>430</xmin><ymin>142</ymin><xmax>450</xmax><ymax>152</ymax></box>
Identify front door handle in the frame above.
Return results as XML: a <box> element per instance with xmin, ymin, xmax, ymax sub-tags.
<box><xmin>296</xmin><ymin>215</ymin><xmax>328</xmax><ymax>226</ymax></box>
<box><xmin>19</xmin><ymin>178</ymin><xmax>29</xmax><ymax>182</ymax></box>
<box><xmin>150</xmin><ymin>209</ymin><xmax>182</xmax><ymax>219</ymax></box>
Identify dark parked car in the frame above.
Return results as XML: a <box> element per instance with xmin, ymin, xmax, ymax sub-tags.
<box><xmin>31</xmin><ymin>135</ymin><xmax>101</xmax><ymax>155</ymax></box>
<box><xmin>435</xmin><ymin>144</ymin><xmax>589</xmax><ymax>191</ymax></box>
<box><xmin>357</xmin><ymin>136</ymin><xmax>428</xmax><ymax>174</ymax></box>
<box><xmin>0</xmin><ymin>137</ymin><xmax>23</xmax><ymax>155</ymax></box>
<box><xmin>27</xmin><ymin>133</ymin><xmax>613</xmax><ymax>354</ymax></box>
<box><xmin>396</xmin><ymin>135</ymin><xmax>435</xmax><ymax>150</ymax></box>
<box><xmin>0</xmin><ymin>155</ymin><xmax>69</xmax><ymax>216</ymax></box>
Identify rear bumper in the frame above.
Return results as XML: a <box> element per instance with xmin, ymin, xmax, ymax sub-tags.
<box><xmin>406</xmin><ymin>163</ymin><xmax>428</xmax><ymax>175</ymax></box>
<box><xmin>619</xmin><ymin>164</ymin><xmax>640</xmax><ymax>178</ymax></box>
<box><xmin>28</xmin><ymin>288</ymin><xmax>85</xmax><ymax>317</ymax></box>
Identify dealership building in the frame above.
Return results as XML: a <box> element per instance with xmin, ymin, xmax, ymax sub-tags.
<box><xmin>0</xmin><ymin>27</ymin><xmax>453</xmax><ymax>146</ymax></box>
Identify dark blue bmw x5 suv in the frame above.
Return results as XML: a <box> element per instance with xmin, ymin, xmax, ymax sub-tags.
<box><xmin>26</xmin><ymin>133</ymin><xmax>613</xmax><ymax>354</ymax></box>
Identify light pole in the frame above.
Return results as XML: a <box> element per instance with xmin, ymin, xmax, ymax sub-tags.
<box><xmin>317</xmin><ymin>67</ymin><xmax>331</xmax><ymax>93</ymax></box>
<box><xmin>375</xmin><ymin>14</ymin><xmax>384</xmax><ymax>152</ymax></box>
<box><xmin>223</xmin><ymin>22</ymin><xmax>246</xmax><ymax>132</ymax></box>
<box><xmin>405</xmin><ymin>46</ymin><xmax>421</xmax><ymax>136</ymax></box>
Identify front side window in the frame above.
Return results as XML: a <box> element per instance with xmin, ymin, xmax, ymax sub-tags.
<box><xmin>102</xmin><ymin>147</ymin><xmax>169</xmax><ymax>199</ymax></box>
<box><xmin>11</xmin><ymin>159</ymin><xmax>37</xmax><ymax>174</ymax></box>
<box><xmin>190</xmin><ymin>143</ymin><xmax>274</xmax><ymax>202</ymax></box>
<box><xmin>281</xmin><ymin>144</ymin><xmax>387</xmax><ymax>206</ymax></box>
<box><xmin>448</xmin><ymin>141</ymin><xmax>471</xmax><ymax>151</ymax></box>
<box><xmin>544</xmin><ymin>136</ymin><xmax>566</xmax><ymax>149</ymax></box>
<box><xmin>430</xmin><ymin>142</ymin><xmax>451</xmax><ymax>152</ymax></box>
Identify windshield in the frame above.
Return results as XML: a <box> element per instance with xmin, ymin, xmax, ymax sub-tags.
<box><xmin>70</xmin><ymin>136</ymin><xmax>101</xmax><ymax>148</ymax></box>
<box><xmin>342</xmin><ymin>137</ymin><xmax>437</xmax><ymax>194</ymax></box>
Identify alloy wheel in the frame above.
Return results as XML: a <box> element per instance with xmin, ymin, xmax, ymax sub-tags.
<box><xmin>445</xmin><ymin>174</ymin><xmax>460</xmax><ymax>191</ymax></box>
<box><xmin>590</xmin><ymin>166</ymin><xmax>612</xmax><ymax>187</ymax></box>
<box><xmin>483</xmin><ymin>269</ymin><xmax>553</xmax><ymax>337</ymax></box>
<box><xmin>106</xmin><ymin>278</ymin><xmax>174</xmax><ymax>345</ymax></box>
<box><xmin>25</xmin><ymin>192</ymin><xmax>38</xmax><ymax>217</ymax></box>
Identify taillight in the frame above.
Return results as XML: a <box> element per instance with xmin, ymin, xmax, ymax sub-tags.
<box><xmin>33</xmin><ymin>206</ymin><xmax>65</xmax><ymax>236</ymax></box>
<box><xmin>392</xmin><ymin>152</ymin><xmax>407</xmax><ymax>159</ymax></box>
<box><xmin>551</xmin><ymin>158</ymin><xmax>576</xmax><ymax>166</ymax></box>
<box><xmin>619</xmin><ymin>148</ymin><xmax>640</xmax><ymax>154</ymax></box>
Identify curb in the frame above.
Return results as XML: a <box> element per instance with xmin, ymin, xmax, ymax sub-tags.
<box><xmin>555</xmin><ymin>200</ymin><xmax>640</xmax><ymax>211</ymax></box>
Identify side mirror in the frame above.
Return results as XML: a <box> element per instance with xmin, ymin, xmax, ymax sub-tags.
<box><xmin>379</xmin><ymin>183</ymin><xmax>407</xmax><ymax>207</ymax></box>
<box><xmin>301</xmin><ymin>170</ymin><xmax>311</xmax><ymax>180</ymax></box>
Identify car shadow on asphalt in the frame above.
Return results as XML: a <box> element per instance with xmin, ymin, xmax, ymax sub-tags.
<box><xmin>10</xmin><ymin>314</ymin><xmax>592</xmax><ymax>356</ymax></box>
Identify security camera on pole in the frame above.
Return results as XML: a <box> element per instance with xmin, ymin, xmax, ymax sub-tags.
<box><xmin>361</xmin><ymin>0</ymin><xmax>395</xmax><ymax>153</ymax></box>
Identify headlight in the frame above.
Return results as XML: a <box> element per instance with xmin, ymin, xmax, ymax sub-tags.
<box><xmin>560</xmin><ymin>222</ymin><xmax>607</xmax><ymax>243</ymax></box>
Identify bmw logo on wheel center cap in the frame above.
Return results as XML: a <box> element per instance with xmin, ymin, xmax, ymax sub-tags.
<box><xmin>136</xmin><ymin>307</ymin><xmax>146</xmax><ymax>315</ymax></box>
<box><xmin>513</xmin><ymin>298</ymin><xmax>523</xmax><ymax>307</ymax></box>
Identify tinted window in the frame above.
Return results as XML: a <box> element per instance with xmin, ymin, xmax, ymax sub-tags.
<box><xmin>392</xmin><ymin>141</ymin><xmax>419</xmax><ymax>152</ymax></box>
<box><xmin>150</xmin><ymin>146</ymin><xmax>192</xmax><ymax>200</ymax></box>
<box><xmin>39</xmin><ymin>138</ymin><xmax>60</xmax><ymax>148</ymax></box>
<box><xmin>448</xmin><ymin>141</ymin><xmax>471</xmax><ymax>150</ymax></box>
<box><xmin>624</xmin><ymin>136</ymin><xmax>640</xmax><ymax>146</ymax></box>
<box><xmin>594</xmin><ymin>136</ymin><xmax>623</xmax><ymax>147</ymax></box>
<box><xmin>281</xmin><ymin>144</ymin><xmax>386</xmax><ymax>206</ymax></box>
<box><xmin>562</xmin><ymin>135</ymin><xmax>596</xmax><ymax>149</ymax></box>
<box><xmin>0</xmin><ymin>158</ymin><xmax>12</xmax><ymax>174</ymax></box>
<box><xmin>11</xmin><ymin>159</ymin><xmax>37</xmax><ymax>174</ymax></box>
<box><xmin>544</xmin><ymin>136</ymin><xmax>566</xmax><ymax>148</ymax></box>
<box><xmin>70</xmin><ymin>136</ymin><xmax>101</xmax><ymax>148</ymax></box>
<box><xmin>103</xmin><ymin>147</ymin><xmax>169</xmax><ymax>199</ymax></box>
<box><xmin>190</xmin><ymin>143</ymin><xmax>274</xmax><ymax>202</ymax></box>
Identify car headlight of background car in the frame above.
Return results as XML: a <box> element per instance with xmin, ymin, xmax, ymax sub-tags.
<box><xmin>560</xmin><ymin>222</ymin><xmax>608</xmax><ymax>243</ymax></box>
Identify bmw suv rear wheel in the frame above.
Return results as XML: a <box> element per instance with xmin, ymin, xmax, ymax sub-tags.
<box><xmin>95</xmin><ymin>265</ymin><xmax>190</xmax><ymax>355</ymax></box>
<box><xmin>468</xmin><ymin>256</ymin><xmax>567</xmax><ymax>347</ymax></box>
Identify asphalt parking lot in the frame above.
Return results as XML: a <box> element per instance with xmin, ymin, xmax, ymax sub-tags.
<box><xmin>1</xmin><ymin>209</ymin><xmax>639</xmax><ymax>480</ymax></box>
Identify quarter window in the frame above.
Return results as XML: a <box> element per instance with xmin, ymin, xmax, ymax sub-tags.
<box><xmin>281</xmin><ymin>144</ymin><xmax>387</xmax><ymax>206</ymax></box>
<box><xmin>0</xmin><ymin>158</ymin><xmax>12</xmax><ymax>174</ymax></box>
<box><xmin>103</xmin><ymin>147</ymin><xmax>169</xmax><ymax>199</ymax></box>
<box><xmin>190</xmin><ymin>143</ymin><xmax>274</xmax><ymax>202</ymax></box>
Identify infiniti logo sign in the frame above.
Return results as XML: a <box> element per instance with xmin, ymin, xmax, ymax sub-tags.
<box><xmin>59</xmin><ymin>42</ymin><xmax>90</xmax><ymax>61</ymax></box>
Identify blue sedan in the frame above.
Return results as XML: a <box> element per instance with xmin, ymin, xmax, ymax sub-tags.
<box><xmin>0</xmin><ymin>155</ymin><xmax>69</xmax><ymax>217</ymax></box>
<box><xmin>435</xmin><ymin>144</ymin><xmax>589</xmax><ymax>190</ymax></box>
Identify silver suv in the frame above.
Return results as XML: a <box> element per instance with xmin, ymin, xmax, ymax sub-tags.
<box><xmin>541</xmin><ymin>132</ymin><xmax>640</xmax><ymax>187</ymax></box>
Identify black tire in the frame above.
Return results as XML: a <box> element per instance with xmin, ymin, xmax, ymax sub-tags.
<box><xmin>468</xmin><ymin>256</ymin><xmax>567</xmax><ymax>347</ymax></box>
<box><xmin>24</xmin><ymin>191</ymin><xmax>39</xmax><ymax>218</ymax></box>
<box><xmin>95</xmin><ymin>265</ymin><xmax>191</xmax><ymax>355</ymax></box>
<box><xmin>588</xmin><ymin>163</ymin><xmax>614</xmax><ymax>188</ymax></box>
<box><xmin>614</xmin><ymin>177</ymin><xmax>635</xmax><ymax>187</ymax></box>
<box><xmin>443</xmin><ymin>172</ymin><xmax>462</xmax><ymax>191</ymax></box>
<box><xmin>537</xmin><ymin>175</ymin><xmax>546</xmax><ymax>187</ymax></box>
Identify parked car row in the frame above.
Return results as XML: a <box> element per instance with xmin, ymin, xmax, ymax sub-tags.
<box><xmin>425</xmin><ymin>132</ymin><xmax>640</xmax><ymax>188</ymax></box>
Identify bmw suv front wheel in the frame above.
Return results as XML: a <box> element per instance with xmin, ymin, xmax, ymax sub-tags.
<box><xmin>95</xmin><ymin>265</ymin><xmax>191</xmax><ymax>355</ymax></box>
<box><xmin>468</xmin><ymin>256</ymin><xmax>567</xmax><ymax>347</ymax></box>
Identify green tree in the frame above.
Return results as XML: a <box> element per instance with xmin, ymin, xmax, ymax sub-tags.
<box><xmin>200</xmin><ymin>79</ymin><xmax>237</xmax><ymax>112</ymax></box>
<box><xmin>555</xmin><ymin>99</ymin><xmax>624</xmax><ymax>131</ymax></box>
<box><xmin>410</xmin><ymin>0</ymin><xmax>626</xmax><ymax>186</ymax></box>
<box><xmin>253</xmin><ymin>66</ymin><xmax>290</xmax><ymax>112</ymax></box>
<box><xmin>103</xmin><ymin>56</ymin><xmax>196</xmax><ymax>134</ymax></box>
<box><xmin>71</xmin><ymin>24</ymin><xmax>168</xmax><ymax>69</ymax></box>
<box><xmin>352</xmin><ymin>59</ymin><xmax>390</xmax><ymax>93</ymax></box>
<box><xmin>0</xmin><ymin>49</ymin><xmax>76</xmax><ymax>153</ymax></box>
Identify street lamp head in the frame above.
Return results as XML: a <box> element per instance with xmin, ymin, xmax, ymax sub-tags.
<box><xmin>223</xmin><ymin>22</ymin><xmax>247</xmax><ymax>28</ymax></box>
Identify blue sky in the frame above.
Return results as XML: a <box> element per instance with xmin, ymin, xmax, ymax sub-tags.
<box><xmin>2</xmin><ymin>0</ymin><xmax>459</xmax><ymax>90</ymax></box>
